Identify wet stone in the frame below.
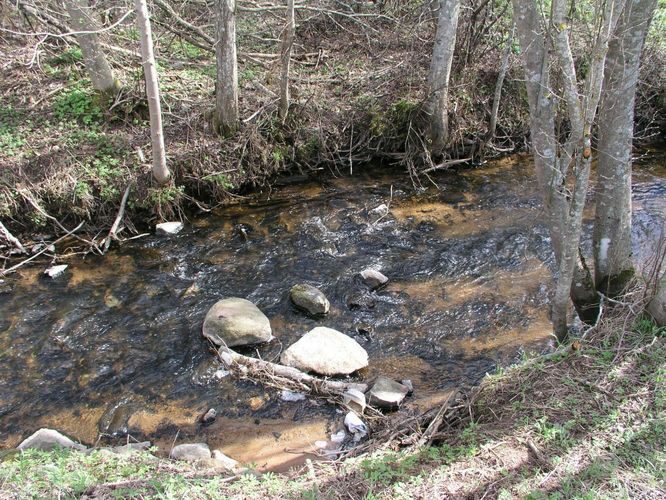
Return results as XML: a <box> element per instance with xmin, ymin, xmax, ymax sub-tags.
<box><xmin>360</xmin><ymin>269</ymin><xmax>389</xmax><ymax>290</ymax></box>
<box><xmin>367</xmin><ymin>376</ymin><xmax>410</xmax><ymax>409</ymax></box>
<box><xmin>289</xmin><ymin>284</ymin><xmax>330</xmax><ymax>316</ymax></box>
<box><xmin>99</xmin><ymin>402</ymin><xmax>136</xmax><ymax>436</ymax></box>
<box><xmin>44</xmin><ymin>265</ymin><xmax>68</xmax><ymax>278</ymax></box>
<box><xmin>155</xmin><ymin>222</ymin><xmax>183</xmax><ymax>235</ymax></box>
<box><xmin>202</xmin><ymin>298</ymin><xmax>273</xmax><ymax>347</ymax></box>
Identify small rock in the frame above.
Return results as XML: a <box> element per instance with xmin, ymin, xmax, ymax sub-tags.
<box><xmin>170</xmin><ymin>443</ymin><xmax>211</xmax><ymax>461</ymax></box>
<box><xmin>202</xmin><ymin>298</ymin><xmax>273</xmax><ymax>348</ymax></box>
<box><xmin>17</xmin><ymin>429</ymin><xmax>86</xmax><ymax>452</ymax></box>
<box><xmin>347</xmin><ymin>292</ymin><xmax>375</xmax><ymax>310</ymax></box>
<box><xmin>344</xmin><ymin>412</ymin><xmax>368</xmax><ymax>442</ymax></box>
<box><xmin>99</xmin><ymin>401</ymin><xmax>135</xmax><ymax>436</ymax></box>
<box><xmin>343</xmin><ymin>389</ymin><xmax>366</xmax><ymax>414</ymax></box>
<box><xmin>212</xmin><ymin>449</ymin><xmax>240</xmax><ymax>471</ymax></box>
<box><xmin>367</xmin><ymin>376</ymin><xmax>409</xmax><ymax>409</ymax></box>
<box><xmin>330</xmin><ymin>430</ymin><xmax>346</xmax><ymax>444</ymax></box>
<box><xmin>401</xmin><ymin>379</ymin><xmax>414</xmax><ymax>395</ymax></box>
<box><xmin>280</xmin><ymin>327</ymin><xmax>369</xmax><ymax>376</ymax></box>
<box><xmin>44</xmin><ymin>265</ymin><xmax>68</xmax><ymax>278</ymax></box>
<box><xmin>369</xmin><ymin>204</ymin><xmax>389</xmax><ymax>217</ymax></box>
<box><xmin>360</xmin><ymin>269</ymin><xmax>389</xmax><ymax>290</ymax></box>
<box><xmin>110</xmin><ymin>441</ymin><xmax>152</xmax><ymax>455</ymax></box>
<box><xmin>155</xmin><ymin>221</ymin><xmax>183</xmax><ymax>235</ymax></box>
<box><xmin>280</xmin><ymin>390</ymin><xmax>306</xmax><ymax>402</ymax></box>
<box><xmin>248</xmin><ymin>396</ymin><xmax>265</xmax><ymax>411</ymax></box>
<box><xmin>200</xmin><ymin>408</ymin><xmax>217</xmax><ymax>424</ymax></box>
<box><xmin>289</xmin><ymin>284</ymin><xmax>330</xmax><ymax>315</ymax></box>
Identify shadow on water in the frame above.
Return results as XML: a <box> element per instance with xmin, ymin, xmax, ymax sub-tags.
<box><xmin>0</xmin><ymin>153</ymin><xmax>663</xmax><ymax>470</ymax></box>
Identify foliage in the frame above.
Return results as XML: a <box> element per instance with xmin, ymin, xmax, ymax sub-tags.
<box><xmin>54</xmin><ymin>82</ymin><xmax>104</xmax><ymax>125</ymax></box>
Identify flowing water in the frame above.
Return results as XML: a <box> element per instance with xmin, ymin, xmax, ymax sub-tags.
<box><xmin>0</xmin><ymin>153</ymin><xmax>663</xmax><ymax>470</ymax></box>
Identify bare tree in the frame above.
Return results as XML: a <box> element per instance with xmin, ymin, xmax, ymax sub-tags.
<box><xmin>512</xmin><ymin>0</ymin><xmax>626</xmax><ymax>340</ymax></box>
<box><xmin>135</xmin><ymin>0</ymin><xmax>170</xmax><ymax>184</ymax></box>
<box><xmin>64</xmin><ymin>0</ymin><xmax>119</xmax><ymax>96</ymax></box>
<box><xmin>426</xmin><ymin>0</ymin><xmax>461</xmax><ymax>156</ymax></box>
<box><xmin>594</xmin><ymin>0</ymin><xmax>658</xmax><ymax>295</ymax></box>
<box><xmin>215</xmin><ymin>0</ymin><xmax>239</xmax><ymax>135</ymax></box>
<box><xmin>278</xmin><ymin>0</ymin><xmax>295</xmax><ymax>121</ymax></box>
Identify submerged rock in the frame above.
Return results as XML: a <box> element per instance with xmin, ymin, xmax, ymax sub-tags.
<box><xmin>99</xmin><ymin>401</ymin><xmax>136</xmax><ymax>436</ymax></box>
<box><xmin>17</xmin><ymin>428</ymin><xmax>86</xmax><ymax>452</ymax></box>
<box><xmin>280</xmin><ymin>390</ymin><xmax>306</xmax><ymax>402</ymax></box>
<box><xmin>155</xmin><ymin>221</ymin><xmax>183</xmax><ymax>235</ymax></box>
<box><xmin>289</xmin><ymin>284</ymin><xmax>330</xmax><ymax>315</ymax></box>
<box><xmin>360</xmin><ymin>269</ymin><xmax>389</xmax><ymax>290</ymax></box>
<box><xmin>200</xmin><ymin>408</ymin><xmax>217</xmax><ymax>425</ymax></box>
<box><xmin>170</xmin><ymin>443</ymin><xmax>211</xmax><ymax>461</ymax></box>
<box><xmin>367</xmin><ymin>376</ymin><xmax>409</xmax><ymax>409</ymax></box>
<box><xmin>280</xmin><ymin>326</ymin><xmax>368</xmax><ymax>376</ymax></box>
<box><xmin>202</xmin><ymin>298</ymin><xmax>273</xmax><ymax>347</ymax></box>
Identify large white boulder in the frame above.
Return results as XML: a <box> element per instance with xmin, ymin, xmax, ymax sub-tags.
<box><xmin>281</xmin><ymin>327</ymin><xmax>368</xmax><ymax>376</ymax></box>
<box><xmin>203</xmin><ymin>298</ymin><xmax>273</xmax><ymax>347</ymax></box>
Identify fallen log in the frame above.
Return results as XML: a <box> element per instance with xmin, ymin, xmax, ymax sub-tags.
<box><xmin>216</xmin><ymin>345</ymin><xmax>368</xmax><ymax>396</ymax></box>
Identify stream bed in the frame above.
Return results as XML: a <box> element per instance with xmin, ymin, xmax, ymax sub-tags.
<box><xmin>1</xmin><ymin>153</ymin><xmax>664</xmax><ymax>470</ymax></box>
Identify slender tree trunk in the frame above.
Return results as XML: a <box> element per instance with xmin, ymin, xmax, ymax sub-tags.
<box><xmin>426</xmin><ymin>0</ymin><xmax>460</xmax><ymax>156</ymax></box>
<box><xmin>135</xmin><ymin>0</ymin><xmax>170</xmax><ymax>185</ymax></box>
<box><xmin>64</xmin><ymin>0</ymin><xmax>119</xmax><ymax>95</ymax></box>
<box><xmin>278</xmin><ymin>0</ymin><xmax>295</xmax><ymax>121</ymax></box>
<box><xmin>594</xmin><ymin>0</ymin><xmax>658</xmax><ymax>296</ymax></box>
<box><xmin>215</xmin><ymin>0</ymin><xmax>239</xmax><ymax>135</ymax></box>
<box><xmin>648</xmin><ymin>273</ymin><xmax>666</xmax><ymax>326</ymax></box>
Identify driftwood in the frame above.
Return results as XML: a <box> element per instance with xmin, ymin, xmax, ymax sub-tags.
<box><xmin>0</xmin><ymin>222</ymin><xmax>26</xmax><ymax>254</ymax></box>
<box><xmin>216</xmin><ymin>345</ymin><xmax>368</xmax><ymax>395</ymax></box>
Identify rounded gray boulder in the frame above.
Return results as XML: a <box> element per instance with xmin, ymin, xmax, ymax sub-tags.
<box><xmin>290</xmin><ymin>284</ymin><xmax>330</xmax><ymax>315</ymax></box>
<box><xmin>203</xmin><ymin>298</ymin><xmax>273</xmax><ymax>347</ymax></box>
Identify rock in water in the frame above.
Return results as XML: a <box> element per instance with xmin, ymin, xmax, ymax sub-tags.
<box><xmin>280</xmin><ymin>327</ymin><xmax>368</xmax><ymax>375</ymax></box>
<box><xmin>360</xmin><ymin>269</ymin><xmax>388</xmax><ymax>290</ymax></box>
<box><xmin>170</xmin><ymin>443</ymin><xmax>211</xmax><ymax>461</ymax></box>
<box><xmin>367</xmin><ymin>376</ymin><xmax>409</xmax><ymax>409</ymax></box>
<box><xmin>289</xmin><ymin>284</ymin><xmax>330</xmax><ymax>315</ymax></box>
<box><xmin>155</xmin><ymin>221</ymin><xmax>183</xmax><ymax>235</ymax></box>
<box><xmin>17</xmin><ymin>429</ymin><xmax>87</xmax><ymax>452</ymax></box>
<box><xmin>202</xmin><ymin>298</ymin><xmax>273</xmax><ymax>347</ymax></box>
<box><xmin>44</xmin><ymin>265</ymin><xmax>68</xmax><ymax>278</ymax></box>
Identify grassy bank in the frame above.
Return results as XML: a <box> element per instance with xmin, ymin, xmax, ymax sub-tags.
<box><xmin>1</xmin><ymin>296</ymin><xmax>663</xmax><ymax>499</ymax></box>
<box><xmin>2</xmin><ymin>1</ymin><xmax>664</xmax><ymax>245</ymax></box>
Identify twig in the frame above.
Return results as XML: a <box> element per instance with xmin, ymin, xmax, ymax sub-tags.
<box><xmin>0</xmin><ymin>222</ymin><xmax>85</xmax><ymax>277</ymax></box>
<box><xmin>0</xmin><ymin>222</ymin><xmax>27</xmax><ymax>254</ymax></box>
<box><xmin>102</xmin><ymin>185</ymin><xmax>131</xmax><ymax>253</ymax></box>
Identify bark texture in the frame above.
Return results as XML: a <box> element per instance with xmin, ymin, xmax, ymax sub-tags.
<box><xmin>594</xmin><ymin>0</ymin><xmax>658</xmax><ymax>295</ymax></box>
<box><xmin>215</xmin><ymin>0</ymin><xmax>239</xmax><ymax>135</ymax></box>
<box><xmin>64</xmin><ymin>0</ymin><xmax>119</xmax><ymax>95</ymax></box>
<box><xmin>278</xmin><ymin>0</ymin><xmax>295</xmax><ymax>121</ymax></box>
<box><xmin>135</xmin><ymin>0</ymin><xmax>170</xmax><ymax>184</ymax></box>
<box><xmin>426</xmin><ymin>0</ymin><xmax>460</xmax><ymax>155</ymax></box>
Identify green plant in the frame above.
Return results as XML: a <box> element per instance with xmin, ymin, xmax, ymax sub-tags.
<box><xmin>54</xmin><ymin>82</ymin><xmax>103</xmax><ymax>125</ymax></box>
<box><xmin>50</xmin><ymin>47</ymin><xmax>84</xmax><ymax>66</ymax></box>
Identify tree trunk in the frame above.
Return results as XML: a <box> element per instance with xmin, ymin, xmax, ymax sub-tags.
<box><xmin>647</xmin><ymin>274</ymin><xmax>666</xmax><ymax>326</ymax></box>
<box><xmin>278</xmin><ymin>0</ymin><xmax>295</xmax><ymax>121</ymax></box>
<box><xmin>64</xmin><ymin>0</ymin><xmax>119</xmax><ymax>95</ymax></box>
<box><xmin>135</xmin><ymin>0</ymin><xmax>170</xmax><ymax>185</ymax></box>
<box><xmin>594</xmin><ymin>0</ymin><xmax>658</xmax><ymax>296</ymax></box>
<box><xmin>215</xmin><ymin>0</ymin><xmax>239</xmax><ymax>135</ymax></box>
<box><xmin>426</xmin><ymin>0</ymin><xmax>460</xmax><ymax>156</ymax></box>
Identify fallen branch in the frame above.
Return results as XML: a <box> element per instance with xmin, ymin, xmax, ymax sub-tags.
<box><xmin>0</xmin><ymin>222</ymin><xmax>27</xmax><ymax>254</ymax></box>
<box><xmin>216</xmin><ymin>344</ymin><xmax>368</xmax><ymax>395</ymax></box>
<box><xmin>101</xmin><ymin>185</ymin><xmax>131</xmax><ymax>253</ymax></box>
<box><xmin>0</xmin><ymin>221</ymin><xmax>84</xmax><ymax>277</ymax></box>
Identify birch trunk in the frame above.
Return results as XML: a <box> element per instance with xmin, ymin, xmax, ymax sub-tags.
<box><xmin>215</xmin><ymin>0</ymin><xmax>239</xmax><ymax>135</ymax></box>
<box><xmin>278</xmin><ymin>0</ymin><xmax>295</xmax><ymax>121</ymax></box>
<box><xmin>64</xmin><ymin>0</ymin><xmax>119</xmax><ymax>95</ymax></box>
<box><xmin>594</xmin><ymin>0</ymin><xmax>658</xmax><ymax>295</ymax></box>
<box><xmin>135</xmin><ymin>0</ymin><xmax>170</xmax><ymax>184</ymax></box>
<box><xmin>426</xmin><ymin>0</ymin><xmax>460</xmax><ymax>156</ymax></box>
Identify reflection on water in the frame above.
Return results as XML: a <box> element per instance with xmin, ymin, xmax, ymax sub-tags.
<box><xmin>0</xmin><ymin>153</ymin><xmax>663</xmax><ymax>470</ymax></box>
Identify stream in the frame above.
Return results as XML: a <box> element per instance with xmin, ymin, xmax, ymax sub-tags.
<box><xmin>0</xmin><ymin>153</ymin><xmax>664</xmax><ymax>470</ymax></box>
